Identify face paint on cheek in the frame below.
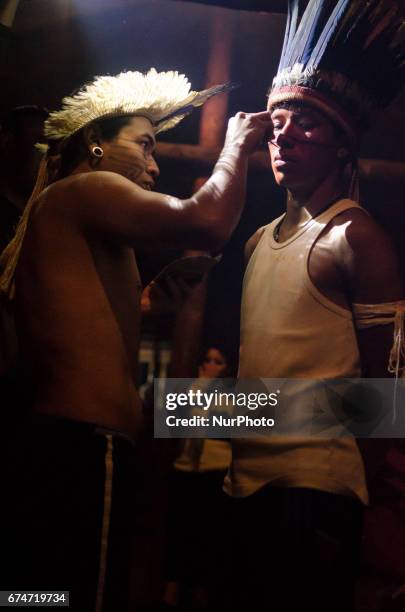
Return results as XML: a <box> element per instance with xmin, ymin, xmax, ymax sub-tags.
<box><xmin>106</xmin><ymin>144</ymin><xmax>147</xmax><ymax>184</ymax></box>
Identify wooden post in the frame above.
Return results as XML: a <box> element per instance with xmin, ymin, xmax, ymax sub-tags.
<box><xmin>171</xmin><ymin>7</ymin><xmax>233</xmax><ymax>377</ymax></box>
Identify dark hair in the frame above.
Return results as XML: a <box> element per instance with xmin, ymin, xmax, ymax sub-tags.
<box><xmin>1</xmin><ymin>105</ymin><xmax>49</xmax><ymax>135</ymax></box>
<box><xmin>96</xmin><ymin>115</ymin><xmax>134</xmax><ymax>140</ymax></box>
<box><xmin>54</xmin><ymin>115</ymin><xmax>133</xmax><ymax>179</ymax></box>
<box><xmin>199</xmin><ymin>343</ymin><xmax>237</xmax><ymax>378</ymax></box>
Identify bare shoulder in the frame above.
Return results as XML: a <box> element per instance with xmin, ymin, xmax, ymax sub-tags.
<box><xmin>330</xmin><ymin>206</ymin><xmax>404</xmax><ymax>302</ymax></box>
<box><xmin>332</xmin><ymin>206</ymin><xmax>398</xmax><ymax>265</ymax></box>
<box><xmin>332</xmin><ymin>206</ymin><xmax>389</xmax><ymax>244</ymax></box>
<box><xmin>35</xmin><ymin>171</ymin><xmax>126</xmax><ymax>206</ymax></box>
<box><xmin>33</xmin><ymin>170</ymin><xmax>188</xmax><ymax>250</ymax></box>
<box><xmin>38</xmin><ymin>171</ymin><xmax>150</xmax><ymax>224</ymax></box>
<box><xmin>63</xmin><ymin>170</ymin><xmax>141</xmax><ymax>199</ymax></box>
<box><xmin>45</xmin><ymin>171</ymin><xmax>144</xmax><ymax>202</ymax></box>
<box><xmin>244</xmin><ymin>225</ymin><xmax>267</xmax><ymax>267</ymax></box>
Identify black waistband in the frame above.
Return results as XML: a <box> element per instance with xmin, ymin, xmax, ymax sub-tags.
<box><xmin>26</xmin><ymin>413</ymin><xmax>136</xmax><ymax>447</ymax></box>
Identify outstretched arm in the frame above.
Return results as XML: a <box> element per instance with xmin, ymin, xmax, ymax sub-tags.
<box><xmin>72</xmin><ymin>111</ymin><xmax>272</xmax><ymax>252</ymax></box>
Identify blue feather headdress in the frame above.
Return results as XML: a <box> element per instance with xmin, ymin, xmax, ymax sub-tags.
<box><xmin>268</xmin><ymin>0</ymin><xmax>405</xmax><ymax>146</ymax></box>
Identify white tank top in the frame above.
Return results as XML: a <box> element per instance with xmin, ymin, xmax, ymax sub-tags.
<box><xmin>224</xmin><ymin>199</ymin><xmax>369</xmax><ymax>504</ymax></box>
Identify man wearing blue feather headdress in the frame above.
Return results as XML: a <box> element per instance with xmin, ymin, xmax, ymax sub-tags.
<box><xmin>226</xmin><ymin>1</ymin><xmax>405</xmax><ymax>610</ymax></box>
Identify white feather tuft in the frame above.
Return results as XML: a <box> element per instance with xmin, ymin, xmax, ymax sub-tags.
<box><xmin>44</xmin><ymin>68</ymin><xmax>206</xmax><ymax>140</ymax></box>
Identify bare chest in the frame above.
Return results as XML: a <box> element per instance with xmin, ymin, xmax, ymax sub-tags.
<box><xmin>88</xmin><ymin>240</ymin><xmax>143</xmax><ymax>359</ymax></box>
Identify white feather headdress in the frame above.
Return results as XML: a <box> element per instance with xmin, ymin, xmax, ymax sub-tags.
<box><xmin>0</xmin><ymin>68</ymin><xmax>232</xmax><ymax>298</ymax></box>
<box><xmin>44</xmin><ymin>68</ymin><xmax>231</xmax><ymax>140</ymax></box>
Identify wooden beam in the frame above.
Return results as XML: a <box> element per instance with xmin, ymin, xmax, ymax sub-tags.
<box><xmin>156</xmin><ymin>142</ymin><xmax>405</xmax><ymax>183</ymax></box>
<box><xmin>156</xmin><ymin>143</ymin><xmax>270</xmax><ymax>172</ymax></box>
<box><xmin>358</xmin><ymin>158</ymin><xmax>405</xmax><ymax>184</ymax></box>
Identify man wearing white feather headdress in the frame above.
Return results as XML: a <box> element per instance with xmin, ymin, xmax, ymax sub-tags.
<box><xmin>0</xmin><ymin>68</ymin><xmax>271</xmax><ymax>610</ymax></box>
<box><xmin>227</xmin><ymin>1</ymin><xmax>405</xmax><ymax>611</ymax></box>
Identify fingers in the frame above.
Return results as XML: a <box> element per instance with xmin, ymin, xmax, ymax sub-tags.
<box><xmin>253</xmin><ymin>110</ymin><xmax>272</xmax><ymax>120</ymax></box>
<box><xmin>248</xmin><ymin>111</ymin><xmax>272</xmax><ymax>122</ymax></box>
<box><xmin>152</xmin><ymin>275</ymin><xmax>194</xmax><ymax>302</ymax></box>
<box><xmin>172</xmin><ymin>276</ymin><xmax>194</xmax><ymax>294</ymax></box>
<box><xmin>234</xmin><ymin>110</ymin><xmax>272</xmax><ymax>121</ymax></box>
<box><xmin>164</xmin><ymin>276</ymin><xmax>185</xmax><ymax>301</ymax></box>
<box><xmin>227</xmin><ymin>110</ymin><xmax>273</xmax><ymax>153</ymax></box>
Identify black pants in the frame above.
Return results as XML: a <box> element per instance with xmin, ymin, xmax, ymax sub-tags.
<box><xmin>166</xmin><ymin>469</ymin><xmax>230</xmax><ymax>585</ymax></box>
<box><xmin>1</xmin><ymin>414</ymin><xmax>136</xmax><ymax>612</ymax></box>
<box><xmin>229</xmin><ymin>485</ymin><xmax>364</xmax><ymax>612</ymax></box>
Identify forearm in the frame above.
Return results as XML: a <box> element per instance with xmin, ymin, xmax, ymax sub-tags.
<box><xmin>188</xmin><ymin>143</ymin><xmax>249</xmax><ymax>247</ymax></box>
<box><xmin>76</xmin><ymin>111</ymin><xmax>270</xmax><ymax>251</ymax></box>
<box><xmin>0</xmin><ymin>0</ymin><xmax>20</xmax><ymax>28</ymax></box>
<box><xmin>168</xmin><ymin>275</ymin><xmax>208</xmax><ymax>378</ymax></box>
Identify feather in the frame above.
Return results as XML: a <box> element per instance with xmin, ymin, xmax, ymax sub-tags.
<box><xmin>286</xmin><ymin>0</ymin><xmax>339</xmax><ymax>68</ymax></box>
<box><xmin>157</xmin><ymin>82</ymin><xmax>238</xmax><ymax>132</ymax></box>
<box><xmin>278</xmin><ymin>0</ymin><xmax>300</xmax><ymax>73</ymax></box>
<box><xmin>300</xmin><ymin>0</ymin><xmax>336</xmax><ymax>65</ymax></box>
<box><xmin>44</xmin><ymin>69</ymin><xmax>232</xmax><ymax>141</ymax></box>
<box><xmin>288</xmin><ymin>0</ymin><xmax>322</xmax><ymax>67</ymax></box>
<box><xmin>271</xmin><ymin>0</ymin><xmax>405</xmax><ymax>120</ymax></box>
<box><xmin>308</xmin><ymin>0</ymin><xmax>351</xmax><ymax>68</ymax></box>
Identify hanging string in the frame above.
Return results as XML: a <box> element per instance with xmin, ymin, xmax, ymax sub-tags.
<box><xmin>388</xmin><ymin>309</ymin><xmax>405</xmax><ymax>424</ymax></box>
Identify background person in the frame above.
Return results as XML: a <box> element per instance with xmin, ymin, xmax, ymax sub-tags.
<box><xmin>163</xmin><ymin>344</ymin><xmax>235</xmax><ymax>612</ymax></box>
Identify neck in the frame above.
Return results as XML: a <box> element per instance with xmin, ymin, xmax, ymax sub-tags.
<box><xmin>70</xmin><ymin>160</ymin><xmax>93</xmax><ymax>176</ymax></box>
<box><xmin>285</xmin><ymin>171</ymin><xmax>347</xmax><ymax>227</ymax></box>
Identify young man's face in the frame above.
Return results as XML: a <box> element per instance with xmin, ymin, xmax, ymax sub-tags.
<box><xmin>268</xmin><ymin>105</ymin><xmax>344</xmax><ymax>194</ymax></box>
<box><xmin>100</xmin><ymin>116</ymin><xmax>160</xmax><ymax>189</ymax></box>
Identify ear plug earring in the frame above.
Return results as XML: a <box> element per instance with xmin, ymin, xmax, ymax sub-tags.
<box><xmin>91</xmin><ymin>146</ymin><xmax>104</xmax><ymax>158</ymax></box>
